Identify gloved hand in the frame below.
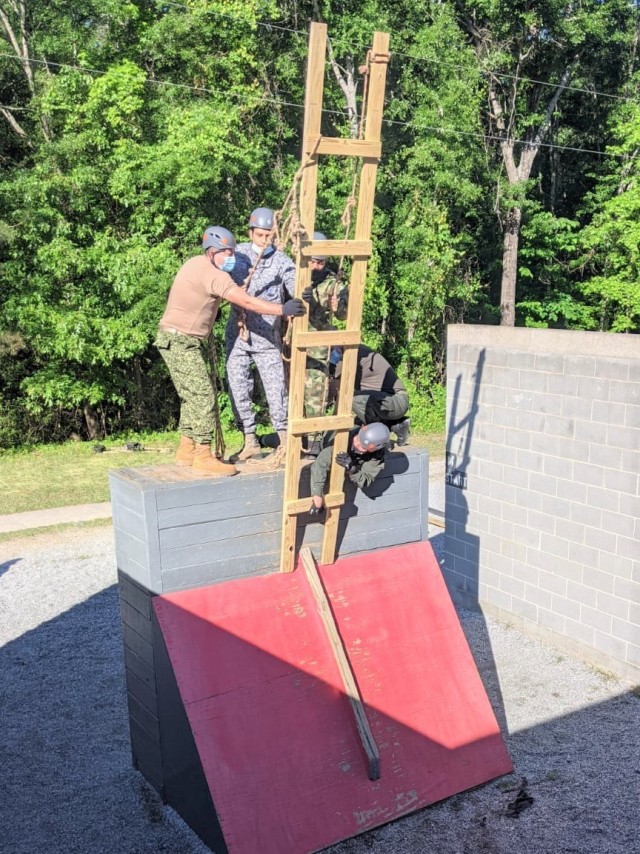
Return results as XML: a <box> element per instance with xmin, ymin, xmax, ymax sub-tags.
<box><xmin>335</xmin><ymin>452</ymin><xmax>357</xmax><ymax>474</ymax></box>
<box><xmin>282</xmin><ymin>298</ymin><xmax>306</xmax><ymax>317</ymax></box>
<box><xmin>301</xmin><ymin>286</ymin><xmax>314</xmax><ymax>302</ymax></box>
<box><xmin>309</xmin><ymin>504</ymin><xmax>325</xmax><ymax>518</ymax></box>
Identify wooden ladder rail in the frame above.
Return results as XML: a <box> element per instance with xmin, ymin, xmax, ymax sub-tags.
<box><xmin>280</xmin><ymin>23</ymin><xmax>390</xmax><ymax>574</ymax></box>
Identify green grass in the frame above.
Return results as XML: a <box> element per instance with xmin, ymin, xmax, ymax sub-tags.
<box><xmin>0</xmin><ymin>427</ymin><xmax>445</xmax><ymax>516</ymax></box>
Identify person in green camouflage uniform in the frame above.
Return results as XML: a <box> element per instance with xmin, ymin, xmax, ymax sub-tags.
<box><xmin>301</xmin><ymin>232</ymin><xmax>349</xmax><ymax>456</ymax></box>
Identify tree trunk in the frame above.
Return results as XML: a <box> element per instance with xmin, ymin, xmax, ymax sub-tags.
<box><xmin>83</xmin><ymin>403</ymin><xmax>100</xmax><ymax>440</ymax></box>
<box><xmin>500</xmin><ymin>206</ymin><xmax>522</xmax><ymax>326</ymax></box>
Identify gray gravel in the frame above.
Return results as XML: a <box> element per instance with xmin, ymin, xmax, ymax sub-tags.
<box><xmin>1</xmin><ymin>523</ymin><xmax>638</xmax><ymax>854</ymax></box>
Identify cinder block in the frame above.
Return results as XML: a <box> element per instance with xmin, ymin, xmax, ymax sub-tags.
<box><xmin>591</xmin><ymin>400</ymin><xmax>625</xmax><ymax>426</ymax></box>
<box><xmin>580</xmin><ymin>605</ymin><xmax>613</xmax><ymax>634</ymax></box>
<box><xmin>577</xmin><ymin>376</ymin><xmax>610</xmax><ymax>401</ymax></box>
<box><xmin>593</xmin><ymin>630</ymin><xmax>628</xmax><ymax>662</ymax></box>
<box><xmin>616</xmin><ymin>536</ymin><xmax>640</xmax><ymax>563</ymax></box>
<box><xmin>596</xmin><ymin>359</ymin><xmax>629</xmax><ymax>381</ymax></box>
<box><xmin>589</xmin><ymin>444</ymin><xmax>623</xmax><ymax>470</ymax></box>
<box><xmin>587</xmin><ymin>485</ymin><xmax>620</xmax><ymax>513</ymax></box>
<box><xmin>542</xmin><ymin>455</ymin><xmax>573</xmax><ymax>480</ymax></box>
<box><xmin>510</xmin><ymin>596</ymin><xmax>538</xmax><ymax>623</ymax></box>
<box><xmin>572</xmin><ymin>463</ymin><xmax>605</xmax><ymax>488</ymax></box>
<box><xmin>530</xmin><ymin>472</ymin><xmax>557</xmax><ymax>497</ymax></box>
<box><xmin>488</xmin><ymin>517</ymin><xmax>515</xmax><ymax>541</ymax></box>
<box><xmin>558</xmin><ymin>476</ymin><xmax>587</xmax><ymax>508</ymax></box>
<box><xmin>551</xmin><ymin>593</ymin><xmax>581</xmax><ymax>621</ymax></box>
<box><xmin>549</xmin><ymin>556</ymin><xmax>584</xmax><ymax>583</ymax></box>
<box><xmin>527</xmin><ymin>510</ymin><xmax>556</xmax><ymax>534</ymax></box>
<box><xmin>604</xmin><ymin>468</ymin><xmax>639</xmax><ymax>495</ymax></box>
<box><xmin>561</xmin><ymin>396</ymin><xmax>592</xmax><ymax>420</ymax></box>
<box><xmin>582</xmin><ymin>565</ymin><xmax>615</xmax><ymax>594</ymax></box>
<box><xmin>565</xmin><ymin>355</ymin><xmax>596</xmax><ymax>377</ymax></box>
<box><xmin>492</xmin><ymin>407</ymin><xmax>520</xmax><ymax>429</ymax></box>
<box><xmin>500</xmin><ymin>538</ymin><xmax>528</xmax><ymax>562</ymax></box>
<box><xmin>512</xmin><ymin>561</ymin><xmax>538</xmax><ymax>584</ymax></box>
<box><xmin>505</xmin><ymin>351</ymin><xmax>536</xmax><ymax>371</ymax></box>
<box><xmin>538</xmin><ymin>607</ymin><xmax>567</xmax><ymax>634</ymax></box>
<box><xmin>564</xmin><ymin>617</ymin><xmax>595</xmax><ymax>648</ymax></box>
<box><xmin>523</xmin><ymin>584</ymin><xmax>553</xmax><ymax>610</ymax></box>
<box><xmin>625</xmin><ymin>405</ymin><xmax>640</xmax><ymax>429</ymax></box>
<box><xmin>607</xmin><ymin>425</ymin><xmax>640</xmax><ymax>451</ymax></box>
<box><xmin>569</xmin><ymin>501</ymin><xmax>601</xmax><ymax>529</ymax></box>
<box><xmin>596</xmin><ymin>590</ymin><xmax>630</xmax><ymax>621</ymax></box>
<box><xmin>512</xmin><ymin>523</ymin><xmax>542</xmax><ymax>549</ymax></box>
<box><xmin>583</xmin><ymin>526</ymin><xmax>617</xmax><ymax>554</ymax></box>
<box><xmin>619</xmin><ymin>493</ymin><xmax>640</xmax><ymax>519</ymax></box>
<box><xmin>613</xmin><ymin>577</ymin><xmax>640</xmax><ymax>603</ymax></box>
<box><xmin>568</xmin><ymin>541</ymin><xmax>600</xmax><ymax>568</ymax></box>
<box><xmin>558</xmin><ymin>437</ymin><xmax>590</xmax><ymax>463</ymax></box>
<box><xmin>600</xmin><ymin>553</ymin><xmax>634</xmax><ymax>580</ymax></box>
<box><xmin>544</xmin><ymin>496</ymin><xmax>572</xmax><ymax>520</ymax></box>
<box><xmin>516</xmin><ymin>449</ymin><xmax>544</xmax><ymax>473</ymax></box>
<box><xmin>535</xmin><ymin>353</ymin><xmax>565</xmax><ymax>373</ymax></box>
<box><xmin>627</xmin><ymin>644</ymin><xmax>640</xmax><ymax>667</ymax></box>
<box><xmin>482</xmin><ymin>586</ymin><xmax>513</xmax><ymax>612</ymax></box>
<box><xmin>521</xmin><ymin>371</ymin><xmax>547</xmax><ymax>393</ymax></box>
<box><xmin>530</xmin><ymin>432</ymin><xmax>560</xmax><ymax>456</ymax></box>
<box><xmin>555</xmin><ymin>519</ymin><xmax>584</xmax><ymax>545</ymax></box>
<box><xmin>516</xmin><ymin>488</ymin><xmax>543</xmax><ymax>513</ymax></box>
<box><xmin>610</xmin><ymin>379</ymin><xmax>640</xmax><ymax>405</ymax></box>
<box><xmin>566</xmin><ymin>580</ymin><xmax>597</xmax><ymax>608</ymax></box>
<box><xmin>540</xmin><ymin>534</ymin><xmax>569</xmax><ymax>559</ymax></box>
<box><xmin>499</xmin><ymin>574</ymin><xmax>525</xmax><ymax>599</ymax></box>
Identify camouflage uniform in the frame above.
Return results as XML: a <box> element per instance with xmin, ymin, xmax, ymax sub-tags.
<box><xmin>310</xmin><ymin>428</ymin><xmax>385</xmax><ymax>497</ymax></box>
<box><xmin>154</xmin><ymin>330</ymin><xmax>216</xmax><ymax>445</ymax></box>
<box><xmin>305</xmin><ymin>268</ymin><xmax>348</xmax><ymax>443</ymax></box>
<box><xmin>225</xmin><ymin>244</ymin><xmax>294</xmax><ymax>434</ymax></box>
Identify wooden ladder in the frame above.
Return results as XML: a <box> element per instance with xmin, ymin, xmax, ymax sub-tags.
<box><xmin>280</xmin><ymin>22</ymin><xmax>389</xmax><ymax>574</ymax></box>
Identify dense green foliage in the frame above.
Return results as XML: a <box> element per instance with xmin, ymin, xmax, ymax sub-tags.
<box><xmin>0</xmin><ymin>0</ymin><xmax>638</xmax><ymax>447</ymax></box>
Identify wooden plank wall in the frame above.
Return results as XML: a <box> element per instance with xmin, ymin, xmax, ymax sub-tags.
<box><xmin>110</xmin><ymin>445</ymin><xmax>429</xmax><ymax>595</ymax></box>
<box><xmin>110</xmin><ymin>445</ymin><xmax>429</xmax><ymax>802</ymax></box>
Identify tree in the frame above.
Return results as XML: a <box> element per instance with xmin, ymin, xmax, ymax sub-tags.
<box><xmin>455</xmin><ymin>0</ymin><xmax>637</xmax><ymax>325</ymax></box>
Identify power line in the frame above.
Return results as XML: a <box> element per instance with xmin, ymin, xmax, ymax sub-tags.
<box><xmin>154</xmin><ymin>2</ymin><xmax>639</xmax><ymax>104</ymax></box>
<box><xmin>0</xmin><ymin>51</ymin><xmax>630</xmax><ymax>159</ymax></box>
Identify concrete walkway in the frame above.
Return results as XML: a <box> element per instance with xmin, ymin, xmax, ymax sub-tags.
<box><xmin>0</xmin><ymin>502</ymin><xmax>112</xmax><ymax>534</ymax></box>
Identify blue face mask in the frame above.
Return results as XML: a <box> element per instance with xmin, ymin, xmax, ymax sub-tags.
<box><xmin>221</xmin><ymin>256</ymin><xmax>236</xmax><ymax>273</ymax></box>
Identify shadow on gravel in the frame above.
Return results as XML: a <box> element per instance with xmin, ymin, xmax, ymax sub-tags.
<box><xmin>0</xmin><ymin>557</ymin><xmax>21</xmax><ymax>578</ymax></box>
<box><xmin>2</xmin><ymin>572</ymin><xmax>639</xmax><ymax>854</ymax></box>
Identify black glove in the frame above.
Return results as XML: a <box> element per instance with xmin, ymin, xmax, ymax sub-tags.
<box><xmin>309</xmin><ymin>504</ymin><xmax>325</xmax><ymax>518</ymax></box>
<box><xmin>335</xmin><ymin>452</ymin><xmax>358</xmax><ymax>474</ymax></box>
<box><xmin>282</xmin><ymin>298</ymin><xmax>306</xmax><ymax>317</ymax></box>
<box><xmin>301</xmin><ymin>286</ymin><xmax>314</xmax><ymax>302</ymax></box>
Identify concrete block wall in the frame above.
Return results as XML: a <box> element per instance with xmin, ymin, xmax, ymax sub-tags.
<box><xmin>444</xmin><ymin>325</ymin><xmax>639</xmax><ymax>683</ymax></box>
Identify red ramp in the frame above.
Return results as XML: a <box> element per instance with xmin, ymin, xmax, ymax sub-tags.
<box><xmin>153</xmin><ymin>541</ymin><xmax>512</xmax><ymax>853</ymax></box>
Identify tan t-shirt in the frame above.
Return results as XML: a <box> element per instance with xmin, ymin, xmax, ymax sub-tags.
<box><xmin>159</xmin><ymin>255</ymin><xmax>237</xmax><ymax>339</ymax></box>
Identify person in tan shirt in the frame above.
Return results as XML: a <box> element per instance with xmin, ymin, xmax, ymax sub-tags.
<box><xmin>155</xmin><ymin>225</ymin><xmax>304</xmax><ymax>477</ymax></box>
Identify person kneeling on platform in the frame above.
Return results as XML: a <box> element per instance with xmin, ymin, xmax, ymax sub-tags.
<box><xmin>331</xmin><ymin>345</ymin><xmax>411</xmax><ymax>447</ymax></box>
<box><xmin>308</xmin><ymin>423</ymin><xmax>390</xmax><ymax>517</ymax></box>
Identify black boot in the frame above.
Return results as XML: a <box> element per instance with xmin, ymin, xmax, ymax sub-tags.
<box><xmin>391</xmin><ymin>418</ymin><xmax>411</xmax><ymax>446</ymax></box>
<box><xmin>304</xmin><ymin>439</ymin><xmax>322</xmax><ymax>458</ymax></box>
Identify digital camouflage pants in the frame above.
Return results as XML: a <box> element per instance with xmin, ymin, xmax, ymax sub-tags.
<box><xmin>154</xmin><ymin>329</ymin><xmax>216</xmax><ymax>445</ymax></box>
<box><xmin>226</xmin><ymin>344</ymin><xmax>288</xmax><ymax>433</ymax></box>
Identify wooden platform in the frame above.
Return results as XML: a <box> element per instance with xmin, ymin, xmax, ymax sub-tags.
<box><xmin>152</xmin><ymin>541</ymin><xmax>512</xmax><ymax>853</ymax></box>
<box><xmin>109</xmin><ymin>446</ymin><xmax>429</xmax><ymax>595</ymax></box>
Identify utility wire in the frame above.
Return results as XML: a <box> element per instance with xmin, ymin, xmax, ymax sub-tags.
<box><xmin>0</xmin><ymin>51</ymin><xmax>631</xmax><ymax>159</ymax></box>
<box><xmin>151</xmin><ymin>1</ymin><xmax>638</xmax><ymax>104</ymax></box>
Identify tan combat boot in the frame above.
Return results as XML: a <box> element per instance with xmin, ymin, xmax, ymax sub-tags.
<box><xmin>233</xmin><ymin>433</ymin><xmax>263</xmax><ymax>462</ymax></box>
<box><xmin>192</xmin><ymin>443</ymin><xmax>238</xmax><ymax>477</ymax></box>
<box><xmin>175</xmin><ymin>435</ymin><xmax>196</xmax><ymax>467</ymax></box>
<box><xmin>245</xmin><ymin>430</ymin><xmax>288</xmax><ymax>471</ymax></box>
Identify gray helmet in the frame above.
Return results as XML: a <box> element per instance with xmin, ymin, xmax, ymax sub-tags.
<box><xmin>249</xmin><ymin>207</ymin><xmax>275</xmax><ymax>230</ymax></box>
<box><xmin>358</xmin><ymin>422</ymin><xmax>390</xmax><ymax>452</ymax></box>
<box><xmin>202</xmin><ymin>226</ymin><xmax>236</xmax><ymax>252</ymax></box>
<box><xmin>311</xmin><ymin>231</ymin><xmax>327</xmax><ymax>260</ymax></box>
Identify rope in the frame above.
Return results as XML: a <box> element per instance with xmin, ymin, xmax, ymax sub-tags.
<box><xmin>207</xmin><ymin>332</ymin><xmax>226</xmax><ymax>459</ymax></box>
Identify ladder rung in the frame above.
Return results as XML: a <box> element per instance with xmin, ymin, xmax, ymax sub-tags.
<box><xmin>290</xmin><ymin>415</ymin><xmax>354</xmax><ymax>436</ymax></box>
<box><xmin>286</xmin><ymin>492</ymin><xmax>345</xmax><ymax>515</ymax></box>
<box><xmin>300</xmin><ymin>240</ymin><xmax>372</xmax><ymax>257</ymax></box>
<box><xmin>309</xmin><ymin>136</ymin><xmax>382</xmax><ymax>159</ymax></box>
<box><xmin>296</xmin><ymin>330</ymin><xmax>361</xmax><ymax>348</ymax></box>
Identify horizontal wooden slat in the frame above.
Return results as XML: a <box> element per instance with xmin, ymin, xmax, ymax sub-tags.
<box><xmin>286</xmin><ymin>492</ymin><xmax>345</xmax><ymax>515</ymax></box>
<box><xmin>290</xmin><ymin>415</ymin><xmax>354</xmax><ymax>435</ymax></box>
<box><xmin>310</xmin><ymin>136</ymin><xmax>382</xmax><ymax>158</ymax></box>
<box><xmin>300</xmin><ymin>240</ymin><xmax>372</xmax><ymax>257</ymax></box>
<box><xmin>295</xmin><ymin>330</ymin><xmax>361</xmax><ymax>349</ymax></box>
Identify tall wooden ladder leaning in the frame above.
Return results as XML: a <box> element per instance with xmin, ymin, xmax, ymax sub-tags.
<box><xmin>280</xmin><ymin>22</ymin><xmax>390</xmax><ymax>574</ymax></box>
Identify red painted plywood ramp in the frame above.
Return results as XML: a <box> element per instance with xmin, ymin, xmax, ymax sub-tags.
<box><xmin>153</xmin><ymin>541</ymin><xmax>512</xmax><ymax>853</ymax></box>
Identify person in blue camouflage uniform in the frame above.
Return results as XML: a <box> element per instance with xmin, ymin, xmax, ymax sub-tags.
<box><xmin>225</xmin><ymin>207</ymin><xmax>295</xmax><ymax>466</ymax></box>
<box><xmin>300</xmin><ymin>232</ymin><xmax>349</xmax><ymax>457</ymax></box>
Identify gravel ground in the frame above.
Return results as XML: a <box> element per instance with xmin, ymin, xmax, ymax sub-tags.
<box><xmin>1</xmin><ymin>522</ymin><xmax>638</xmax><ymax>854</ymax></box>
